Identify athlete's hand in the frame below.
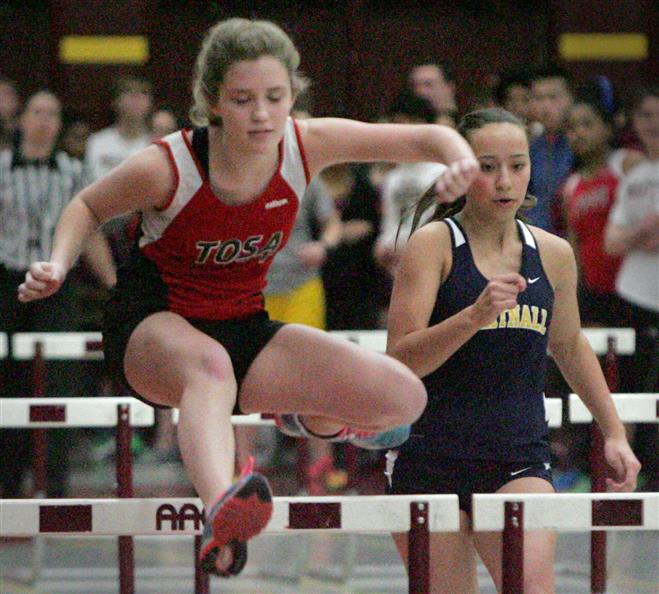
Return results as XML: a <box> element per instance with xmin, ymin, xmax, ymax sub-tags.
<box><xmin>604</xmin><ymin>437</ymin><xmax>641</xmax><ymax>492</ymax></box>
<box><xmin>468</xmin><ymin>273</ymin><xmax>526</xmax><ymax>327</ymax></box>
<box><xmin>17</xmin><ymin>262</ymin><xmax>66</xmax><ymax>303</ymax></box>
<box><xmin>434</xmin><ymin>157</ymin><xmax>479</xmax><ymax>204</ymax></box>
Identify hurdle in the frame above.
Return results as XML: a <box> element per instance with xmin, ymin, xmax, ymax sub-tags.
<box><xmin>2</xmin><ymin>493</ymin><xmax>656</xmax><ymax>593</ymax></box>
<box><xmin>5</xmin><ymin>328</ymin><xmax>642</xmax><ymax>591</ymax></box>
<box><xmin>0</xmin><ymin>396</ymin><xmax>276</xmax><ymax>593</ymax></box>
<box><xmin>0</xmin><ymin>494</ymin><xmax>461</xmax><ymax>594</ymax></box>
<box><xmin>472</xmin><ymin>492</ymin><xmax>659</xmax><ymax>593</ymax></box>
<box><xmin>570</xmin><ymin>391</ymin><xmax>659</xmax><ymax>593</ymax></box>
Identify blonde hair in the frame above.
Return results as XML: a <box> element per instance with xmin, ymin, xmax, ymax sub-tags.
<box><xmin>190</xmin><ymin>18</ymin><xmax>309</xmax><ymax>126</ymax></box>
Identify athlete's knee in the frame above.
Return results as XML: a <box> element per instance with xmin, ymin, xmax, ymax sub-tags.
<box><xmin>190</xmin><ymin>346</ymin><xmax>236</xmax><ymax>389</ymax></box>
<box><xmin>377</xmin><ymin>358</ymin><xmax>427</xmax><ymax>425</ymax></box>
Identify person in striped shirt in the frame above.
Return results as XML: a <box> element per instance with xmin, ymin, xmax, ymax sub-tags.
<box><xmin>0</xmin><ymin>90</ymin><xmax>115</xmax><ymax>499</ymax></box>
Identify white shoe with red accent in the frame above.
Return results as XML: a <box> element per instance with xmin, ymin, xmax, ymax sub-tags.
<box><xmin>275</xmin><ymin>414</ymin><xmax>411</xmax><ymax>450</ymax></box>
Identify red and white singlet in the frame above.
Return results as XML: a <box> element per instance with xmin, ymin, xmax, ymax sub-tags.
<box><xmin>139</xmin><ymin>117</ymin><xmax>310</xmax><ymax>319</ymax></box>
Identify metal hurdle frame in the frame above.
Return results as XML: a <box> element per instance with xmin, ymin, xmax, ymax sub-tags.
<box><xmin>0</xmin><ymin>494</ymin><xmax>461</xmax><ymax>594</ymax></box>
<box><xmin>0</xmin><ymin>396</ymin><xmax>277</xmax><ymax>594</ymax></box>
<box><xmin>2</xmin><ymin>493</ymin><xmax>657</xmax><ymax>594</ymax></box>
<box><xmin>570</xmin><ymin>391</ymin><xmax>659</xmax><ymax>593</ymax></box>
<box><xmin>472</xmin><ymin>492</ymin><xmax>659</xmax><ymax>594</ymax></box>
<box><xmin>4</xmin><ymin>328</ymin><xmax>643</xmax><ymax>593</ymax></box>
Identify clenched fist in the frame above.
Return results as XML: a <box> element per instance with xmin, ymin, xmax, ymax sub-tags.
<box><xmin>17</xmin><ymin>262</ymin><xmax>66</xmax><ymax>303</ymax></box>
<box><xmin>469</xmin><ymin>273</ymin><xmax>527</xmax><ymax>327</ymax></box>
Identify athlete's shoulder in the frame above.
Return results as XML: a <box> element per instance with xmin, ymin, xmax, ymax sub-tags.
<box><xmin>529</xmin><ymin>225</ymin><xmax>572</xmax><ymax>256</ymax></box>
<box><xmin>529</xmin><ymin>225</ymin><xmax>576</xmax><ymax>287</ymax></box>
<box><xmin>408</xmin><ymin>218</ymin><xmax>451</xmax><ymax>248</ymax></box>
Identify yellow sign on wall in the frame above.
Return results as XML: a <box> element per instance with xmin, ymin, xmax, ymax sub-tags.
<box><xmin>60</xmin><ymin>36</ymin><xmax>149</xmax><ymax>64</ymax></box>
<box><xmin>559</xmin><ymin>33</ymin><xmax>648</xmax><ymax>61</ymax></box>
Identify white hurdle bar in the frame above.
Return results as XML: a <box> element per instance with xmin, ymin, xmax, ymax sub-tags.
<box><xmin>569</xmin><ymin>391</ymin><xmax>658</xmax><ymax>593</ymax></box>
<box><xmin>0</xmin><ymin>397</ymin><xmax>273</xmax><ymax>594</ymax></box>
<box><xmin>0</xmin><ymin>393</ymin><xmax>565</xmax><ymax>432</ymax></box>
<box><xmin>0</xmin><ymin>397</ymin><xmax>275</xmax><ymax>429</ymax></box>
<box><xmin>8</xmin><ymin>327</ymin><xmax>636</xmax><ymax>358</ymax></box>
<box><xmin>0</xmin><ymin>494</ymin><xmax>460</xmax><ymax>536</ymax></box>
<box><xmin>570</xmin><ymin>393</ymin><xmax>659</xmax><ymax>424</ymax></box>
<box><xmin>2</xmin><ymin>493</ymin><xmax>656</xmax><ymax>594</ymax></box>
<box><xmin>0</xmin><ymin>494</ymin><xmax>460</xmax><ymax>594</ymax></box>
<box><xmin>472</xmin><ymin>492</ymin><xmax>659</xmax><ymax>593</ymax></box>
<box><xmin>10</xmin><ymin>331</ymin><xmax>104</xmax><ymax>360</ymax></box>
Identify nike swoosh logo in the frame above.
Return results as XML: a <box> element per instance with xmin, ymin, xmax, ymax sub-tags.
<box><xmin>528</xmin><ymin>277</ymin><xmax>540</xmax><ymax>284</ymax></box>
<box><xmin>510</xmin><ymin>466</ymin><xmax>533</xmax><ymax>477</ymax></box>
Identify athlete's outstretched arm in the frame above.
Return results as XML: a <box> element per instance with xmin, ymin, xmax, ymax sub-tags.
<box><xmin>546</xmin><ymin>236</ymin><xmax>641</xmax><ymax>492</ymax></box>
<box><xmin>18</xmin><ymin>145</ymin><xmax>173</xmax><ymax>303</ymax></box>
<box><xmin>298</xmin><ymin>118</ymin><xmax>478</xmax><ymax>203</ymax></box>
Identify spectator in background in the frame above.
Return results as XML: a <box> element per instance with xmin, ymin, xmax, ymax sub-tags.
<box><xmin>527</xmin><ymin>64</ymin><xmax>574</xmax><ymax>234</ymax></box>
<box><xmin>322</xmin><ymin>163</ymin><xmax>387</xmax><ymax>330</ymax></box>
<box><xmin>605</xmin><ymin>85</ymin><xmax>659</xmax><ymax>490</ymax></box>
<box><xmin>0</xmin><ymin>77</ymin><xmax>20</xmax><ymax>150</ymax></box>
<box><xmin>144</xmin><ymin>105</ymin><xmax>183</xmax><ymax>463</ymax></box>
<box><xmin>0</xmin><ymin>90</ymin><xmax>115</xmax><ymax>498</ymax></box>
<box><xmin>150</xmin><ymin>106</ymin><xmax>180</xmax><ymax>140</ymax></box>
<box><xmin>374</xmin><ymin>89</ymin><xmax>446</xmax><ymax>277</ymax></box>
<box><xmin>86</xmin><ymin>75</ymin><xmax>153</xmax><ymax>267</ymax></box>
<box><xmin>494</xmin><ymin>65</ymin><xmax>540</xmax><ymax>137</ymax></box>
<box><xmin>552</xmin><ymin>84</ymin><xmax>627</xmax><ymax>490</ymax></box>
<box><xmin>61</xmin><ymin>110</ymin><xmax>107</xmax><ymax>334</ymax></box>
<box><xmin>85</xmin><ymin>75</ymin><xmax>153</xmax><ymax>459</ymax></box>
<box><xmin>561</xmin><ymin>84</ymin><xmax>625</xmax><ymax>327</ymax></box>
<box><xmin>61</xmin><ymin>110</ymin><xmax>92</xmax><ymax>161</ymax></box>
<box><xmin>408</xmin><ymin>60</ymin><xmax>457</xmax><ymax>114</ymax></box>
<box><xmin>86</xmin><ymin>76</ymin><xmax>153</xmax><ymax>181</ymax></box>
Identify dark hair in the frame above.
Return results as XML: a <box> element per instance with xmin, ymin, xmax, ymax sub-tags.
<box><xmin>494</xmin><ymin>66</ymin><xmax>532</xmax><ymax>106</ymax></box>
<box><xmin>572</xmin><ymin>78</ymin><xmax>617</xmax><ymax>128</ymax></box>
<box><xmin>530</xmin><ymin>63</ymin><xmax>573</xmax><ymax>92</ymax></box>
<box><xmin>407</xmin><ymin>107</ymin><xmax>534</xmax><ymax>236</ymax></box>
<box><xmin>387</xmin><ymin>89</ymin><xmax>437</xmax><ymax>123</ymax></box>
<box><xmin>0</xmin><ymin>76</ymin><xmax>19</xmax><ymax>91</ymax></box>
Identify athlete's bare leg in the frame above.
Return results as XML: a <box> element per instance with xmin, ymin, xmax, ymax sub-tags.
<box><xmin>122</xmin><ymin>316</ymin><xmax>426</xmax><ymax>574</ymax></box>
<box><xmin>123</xmin><ymin>313</ymin><xmax>239</xmax><ymax>572</ymax></box>
<box><xmin>392</xmin><ymin>512</ymin><xmax>479</xmax><ymax>594</ymax></box>
<box><xmin>474</xmin><ymin>477</ymin><xmax>556</xmax><ymax>594</ymax></box>
<box><xmin>240</xmin><ymin>323</ymin><xmax>427</xmax><ymax>431</ymax></box>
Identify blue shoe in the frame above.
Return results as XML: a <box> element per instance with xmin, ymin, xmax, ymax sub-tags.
<box><xmin>275</xmin><ymin>414</ymin><xmax>410</xmax><ymax>450</ymax></box>
<box><xmin>349</xmin><ymin>424</ymin><xmax>411</xmax><ymax>450</ymax></box>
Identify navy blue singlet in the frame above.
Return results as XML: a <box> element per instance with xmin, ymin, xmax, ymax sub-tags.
<box><xmin>400</xmin><ymin>217</ymin><xmax>554</xmax><ymax>462</ymax></box>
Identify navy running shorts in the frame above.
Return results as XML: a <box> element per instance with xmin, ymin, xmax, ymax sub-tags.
<box><xmin>385</xmin><ymin>450</ymin><xmax>554</xmax><ymax>515</ymax></box>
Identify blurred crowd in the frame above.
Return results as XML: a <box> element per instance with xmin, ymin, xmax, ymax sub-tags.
<box><xmin>0</xmin><ymin>61</ymin><xmax>657</xmax><ymax>498</ymax></box>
